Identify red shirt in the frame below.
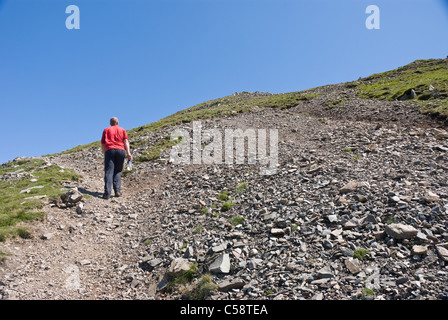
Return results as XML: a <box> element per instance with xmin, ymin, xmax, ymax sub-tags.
<box><xmin>101</xmin><ymin>126</ymin><xmax>128</xmax><ymax>151</ymax></box>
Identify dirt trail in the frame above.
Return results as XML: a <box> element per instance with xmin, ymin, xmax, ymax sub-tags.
<box><xmin>0</xmin><ymin>153</ymin><xmax>166</xmax><ymax>300</ymax></box>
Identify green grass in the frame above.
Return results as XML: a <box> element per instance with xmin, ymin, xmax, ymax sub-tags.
<box><xmin>217</xmin><ymin>191</ymin><xmax>230</xmax><ymax>201</ymax></box>
<box><xmin>231</xmin><ymin>216</ymin><xmax>245</xmax><ymax>226</ymax></box>
<box><xmin>168</xmin><ymin>263</ymin><xmax>198</xmax><ymax>287</ymax></box>
<box><xmin>353</xmin><ymin>248</ymin><xmax>369</xmax><ymax>261</ymax></box>
<box><xmin>135</xmin><ymin>135</ymin><xmax>183</xmax><ymax>163</ymax></box>
<box><xmin>324</xmin><ymin>98</ymin><xmax>344</xmax><ymax>109</ymax></box>
<box><xmin>0</xmin><ymin>158</ymin><xmax>82</xmax><ymax>241</ymax></box>
<box><xmin>193</xmin><ymin>226</ymin><xmax>203</xmax><ymax>234</ymax></box>
<box><xmin>221</xmin><ymin>202</ymin><xmax>235</xmax><ymax>212</ymax></box>
<box><xmin>184</xmin><ymin>274</ymin><xmax>218</xmax><ymax>300</ymax></box>
<box><xmin>355</xmin><ymin>58</ymin><xmax>448</xmax><ymax>118</ymax></box>
<box><xmin>130</xmin><ymin>91</ymin><xmax>319</xmax><ymax>137</ymax></box>
<box><xmin>361</xmin><ymin>288</ymin><xmax>375</xmax><ymax>299</ymax></box>
<box><xmin>235</xmin><ymin>182</ymin><xmax>248</xmax><ymax>194</ymax></box>
<box><xmin>45</xmin><ymin>92</ymin><xmax>319</xmax><ymax>157</ymax></box>
<box><xmin>0</xmin><ymin>249</ymin><xmax>10</xmax><ymax>263</ymax></box>
<box><xmin>42</xmin><ymin>58</ymin><xmax>448</xmax><ymax>160</ymax></box>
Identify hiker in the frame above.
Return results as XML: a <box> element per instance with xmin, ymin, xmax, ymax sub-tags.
<box><xmin>101</xmin><ymin>117</ymin><xmax>132</xmax><ymax>199</ymax></box>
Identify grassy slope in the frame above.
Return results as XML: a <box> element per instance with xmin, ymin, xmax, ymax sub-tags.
<box><xmin>353</xmin><ymin>58</ymin><xmax>448</xmax><ymax>118</ymax></box>
<box><xmin>0</xmin><ymin>159</ymin><xmax>82</xmax><ymax>241</ymax></box>
<box><xmin>50</xmin><ymin>57</ymin><xmax>448</xmax><ymax>157</ymax></box>
<box><xmin>54</xmin><ymin>91</ymin><xmax>319</xmax><ymax>157</ymax></box>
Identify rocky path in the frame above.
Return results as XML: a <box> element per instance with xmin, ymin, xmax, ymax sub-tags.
<box><xmin>1</xmin><ymin>88</ymin><xmax>448</xmax><ymax>300</ymax></box>
<box><xmin>0</xmin><ymin>151</ymin><xmax>168</xmax><ymax>299</ymax></box>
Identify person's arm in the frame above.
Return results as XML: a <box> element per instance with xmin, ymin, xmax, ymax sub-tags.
<box><xmin>124</xmin><ymin>139</ymin><xmax>132</xmax><ymax>161</ymax></box>
<box><xmin>101</xmin><ymin>130</ymin><xmax>107</xmax><ymax>154</ymax></box>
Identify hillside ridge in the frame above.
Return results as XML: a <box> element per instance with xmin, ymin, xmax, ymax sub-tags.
<box><xmin>1</xmin><ymin>57</ymin><xmax>448</xmax><ymax>301</ymax></box>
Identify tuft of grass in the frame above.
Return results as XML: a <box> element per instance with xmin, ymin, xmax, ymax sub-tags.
<box><xmin>193</xmin><ymin>226</ymin><xmax>203</xmax><ymax>234</ymax></box>
<box><xmin>185</xmin><ymin>274</ymin><xmax>218</xmax><ymax>300</ymax></box>
<box><xmin>361</xmin><ymin>288</ymin><xmax>375</xmax><ymax>299</ymax></box>
<box><xmin>217</xmin><ymin>191</ymin><xmax>229</xmax><ymax>201</ymax></box>
<box><xmin>386</xmin><ymin>217</ymin><xmax>396</xmax><ymax>224</ymax></box>
<box><xmin>265</xmin><ymin>289</ymin><xmax>273</xmax><ymax>296</ymax></box>
<box><xmin>324</xmin><ymin>98</ymin><xmax>344</xmax><ymax>109</ymax></box>
<box><xmin>221</xmin><ymin>202</ymin><xmax>235</xmax><ymax>212</ymax></box>
<box><xmin>0</xmin><ymin>250</ymin><xmax>10</xmax><ymax>263</ymax></box>
<box><xmin>342</xmin><ymin>148</ymin><xmax>353</xmax><ymax>152</ymax></box>
<box><xmin>231</xmin><ymin>216</ymin><xmax>245</xmax><ymax>226</ymax></box>
<box><xmin>353</xmin><ymin>248</ymin><xmax>369</xmax><ymax>261</ymax></box>
<box><xmin>235</xmin><ymin>182</ymin><xmax>248</xmax><ymax>194</ymax></box>
<box><xmin>168</xmin><ymin>263</ymin><xmax>198</xmax><ymax>288</ymax></box>
<box><xmin>0</xmin><ymin>158</ymin><xmax>82</xmax><ymax>241</ymax></box>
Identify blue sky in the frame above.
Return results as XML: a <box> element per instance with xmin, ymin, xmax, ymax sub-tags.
<box><xmin>0</xmin><ymin>0</ymin><xmax>447</xmax><ymax>164</ymax></box>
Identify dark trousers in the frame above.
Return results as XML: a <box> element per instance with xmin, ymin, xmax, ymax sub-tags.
<box><xmin>104</xmin><ymin>149</ymin><xmax>126</xmax><ymax>195</ymax></box>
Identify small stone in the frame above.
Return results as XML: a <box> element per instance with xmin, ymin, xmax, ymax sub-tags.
<box><xmin>79</xmin><ymin>259</ymin><xmax>91</xmax><ymax>266</ymax></box>
<box><xmin>343</xmin><ymin>220</ymin><xmax>357</xmax><ymax>230</ymax></box>
<box><xmin>424</xmin><ymin>190</ymin><xmax>440</xmax><ymax>202</ymax></box>
<box><xmin>385</xmin><ymin>223</ymin><xmax>418</xmax><ymax>240</ymax></box>
<box><xmin>340</xmin><ymin>247</ymin><xmax>355</xmax><ymax>257</ymax></box>
<box><xmin>76</xmin><ymin>203</ymin><xmax>84</xmax><ymax>214</ymax></box>
<box><xmin>183</xmin><ymin>246</ymin><xmax>194</xmax><ymax>259</ymax></box>
<box><xmin>209</xmin><ymin>253</ymin><xmax>230</xmax><ymax>274</ymax></box>
<box><xmin>20</xmin><ymin>185</ymin><xmax>44</xmax><ymax>194</ymax></box>
<box><xmin>339</xmin><ymin>180</ymin><xmax>357</xmax><ymax>194</ymax></box>
<box><xmin>436</xmin><ymin>245</ymin><xmax>448</xmax><ymax>262</ymax></box>
<box><xmin>212</xmin><ymin>243</ymin><xmax>227</xmax><ymax>253</ymax></box>
<box><xmin>411</xmin><ymin>245</ymin><xmax>428</xmax><ymax>255</ymax></box>
<box><xmin>218</xmin><ymin>278</ymin><xmax>246</xmax><ymax>291</ymax></box>
<box><xmin>433</xmin><ymin>128</ymin><xmax>448</xmax><ymax>140</ymax></box>
<box><xmin>345</xmin><ymin>258</ymin><xmax>362</xmax><ymax>275</ymax></box>
<box><xmin>167</xmin><ymin>258</ymin><xmax>194</xmax><ymax>276</ymax></box>
<box><xmin>330</xmin><ymin>229</ymin><xmax>343</xmax><ymax>238</ymax></box>
<box><xmin>270</xmin><ymin>228</ymin><xmax>285</xmax><ymax>236</ymax></box>
<box><xmin>415</xmin><ymin>231</ymin><xmax>428</xmax><ymax>243</ymax></box>
<box><xmin>323</xmin><ymin>239</ymin><xmax>333</xmax><ymax>250</ymax></box>
<box><xmin>148</xmin><ymin>258</ymin><xmax>163</xmax><ymax>268</ymax></box>
<box><xmin>312</xmin><ymin>293</ymin><xmax>323</xmax><ymax>300</ymax></box>
<box><xmin>41</xmin><ymin>233</ymin><xmax>54</xmax><ymax>240</ymax></box>
<box><xmin>67</xmin><ymin>189</ymin><xmax>83</xmax><ymax>203</ymax></box>
<box><xmin>317</xmin><ymin>266</ymin><xmax>333</xmax><ymax>279</ymax></box>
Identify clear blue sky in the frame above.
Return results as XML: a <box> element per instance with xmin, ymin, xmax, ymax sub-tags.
<box><xmin>1</xmin><ymin>0</ymin><xmax>447</xmax><ymax>164</ymax></box>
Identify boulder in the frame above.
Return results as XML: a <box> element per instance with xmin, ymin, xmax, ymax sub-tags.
<box><xmin>167</xmin><ymin>258</ymin><xmax>194</xmax><ymax>277</ymax></box>
<box><xmin>209</xmin><ymin>253</ymin><xmax>230</xmax><ymax>274</ymax></box>
<box><xmin>385</xmin><ymin>223</ymin><xmax>418</xmax><ymax>240</ymax></box>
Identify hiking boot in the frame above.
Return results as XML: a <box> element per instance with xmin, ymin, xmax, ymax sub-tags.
<box><xmin>102</xmin><ymin>193</ymin><xmax>111</xmax><ymax>200</ymax></box>
<box><xmin>115</xmin><ymin>191</ymin><xmax>122</xmax><ymax>197</ymax></box>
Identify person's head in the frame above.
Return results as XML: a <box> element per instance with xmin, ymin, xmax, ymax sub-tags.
<box><xmin>110</xmin><ymin>117</ymin><xmax>119</xmax><ymax>126</ymax></box>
